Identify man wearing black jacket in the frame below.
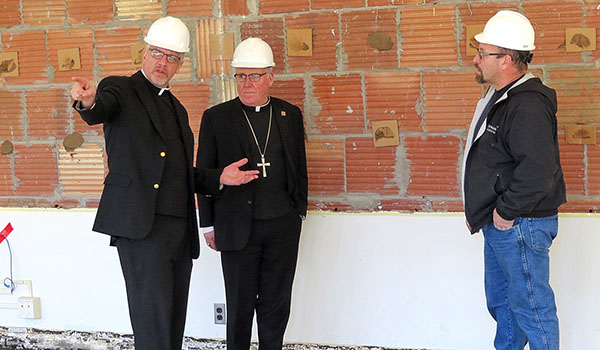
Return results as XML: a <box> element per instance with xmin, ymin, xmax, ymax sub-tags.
<box><xmin>71</xmin><ymin>16</ymin><xmax>257</xmax><ymax>350</ymax></box>
<box><xmin>197</xmin><ymin>37</ymin><xmax>308</xmax><ymax>350</ymax></box>
<box><xmin>463</xmin><ymin>11</ymin><xmax>565</xmax><ymax>350</ymax></box>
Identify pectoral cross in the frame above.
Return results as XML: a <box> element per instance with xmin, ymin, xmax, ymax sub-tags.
<box><xmin>257</xmin><ymin>156</ymin><xmax>271</xmax><ymax>178</ymax></box>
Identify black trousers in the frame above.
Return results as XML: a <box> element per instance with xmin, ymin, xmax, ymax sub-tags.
<box><xmin>115</xmin><ymin>214</ymin><xmax>192</xmax><ymax>350</ymax></box>
<box><xmin>221</xmin><ymin>210</ymin><xmax>302</xmax><ymax>350</ymax></box>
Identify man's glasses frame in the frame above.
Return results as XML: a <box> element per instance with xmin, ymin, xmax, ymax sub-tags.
<box><xmin>477</xmin><ymin>51</ymin><xmax>507</xmax><ymax>59</ymax></box>
<box><xmin>234</xmin><ymin>72</ymin><xmax>267</xmax><ymax>83</ymax></box>
<box><xmin>148</xmin><ymin>48</ymin><xmax>182</xmax><ymax>64</ymax></box>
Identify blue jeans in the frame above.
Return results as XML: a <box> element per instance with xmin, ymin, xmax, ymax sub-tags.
<box><xmin>482</xmin><ymin>216</ymin><xmax>559</xmax><ymax>350</ymax></box>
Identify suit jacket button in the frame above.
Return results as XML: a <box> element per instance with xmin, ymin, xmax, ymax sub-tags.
<box><xmin>153</xmin><ymin>184</ymin><xmax>160</xmax><ymax>189</ymax></box>
<box><xmin>160</xmin><ymin>152</ymin><xmax>166</xmax><ymax>157</ymax></box>
<box><xmin>247</xmin><ymin>200</ymin><xmax>252</xmax><ymax>204</ymax></box>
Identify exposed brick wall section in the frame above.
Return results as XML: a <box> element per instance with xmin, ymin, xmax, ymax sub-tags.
<box><xmin>346</xmin><ymin>137</ymin><xmax>399</xmax><ymax>195</ymax></box>
<box><xmin>306</xmin><ymin>138</ymin><xmax>345</xmax><ymax>195</ymax></box>
<box><xmin>0</xmin><ymin>0</ymin><xmax>597</xmax><ymax>214</ymax></box>
<box><xmin>2</xmin><ymin>31</ymin><xmax>48</xmax><ymax>85</ymax></box>
<box><xmin>0</xmin><ymin>0</ymin><xmax>21</xmax><ymax>28</ymax></box>
<box><xmin>67</xmin><ymin>0</ymin><xmax>114</xmax><ymax>25</ymax></box>
<box><xmin>365</xmin><ymin>72</ymin><xmax>422</xmax><ymax>133</ymax></box>
<box><xmin>285</xmin><ymin>12</ymin><xmax>339</xmax><ymax>73</ymax></box>
<box><xmin>522</xmin><ymin>1</ymin><xmax>583</xmax><ymax>64</ymax></box>
<box><xmin>311</xmin><ymin>74</ymin><xmax>365</xmax><ymax>135</ymax></box>
<box><xmin>423</xmin><ymin>70</ymin><xmax>482</xmax><ymax>132</ymax></box>
<box><xmin>0</xmin><ymin>155</ymin><xmax>14</xmax><ymax>196</ymax></box>
<box><xmin>405</xmin><ymin>135</ymin><xmax>461</xmax><ymax>197</ymax></box>
<box><xmin>241</xmin><ymin>18</ymin><xmax>285</xmax><ymax>74</ymax></box>
<box><xmin>22</xmin><ymin>0</ymin><xmax>66</xmax><ymax>27</ymax></box>
<box><xmin>341</xmin><ymin>9</ymin><xmax>398</xmax><ymax>70</ymax></box>
<box><xmin>167</xmin><ymin>0</ymin><xmax>213</xmax><ymax>17</ymax></box>
<box><xmin>14</xmin><ymin>145</ymin><xmax>58</xmax><ymax>197</ymax></box>
<box><xmin>400</xmin><ymin>5</ymin><xmax>457</xmax><ymax>68</ymax></box>
<box><xmin>0</xmin><ymin>90</ymin><xmax>25</xmax><ymax>141</ymax></box>
<box><xmin>25</xmin><ymin>88</ymin><xmax>71</xmax><ymax>140</ymax></box>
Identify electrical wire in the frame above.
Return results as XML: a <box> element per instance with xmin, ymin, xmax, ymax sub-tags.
<box><xmin>2</xmin><ymin>238</ymin><xmax>15</xmax><ymax>293</ymax></box>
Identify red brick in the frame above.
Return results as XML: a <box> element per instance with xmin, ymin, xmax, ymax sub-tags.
<box><xmin>400</xmin><ymin>5</ymin><xmax>457</xmax><ymax>68</ymax></box>
<box><xmin>222</xmin><ymin>0</ymin><xmax>249</xmax><ymax>16</ymax></box>
<box><xmin>170</xmin><ymin>81</ymin><xmax>212</xmax><ymax>155</ymax></box>
<box><xmin>457</xmin><ymin>3</ymin><xmax>519</xmax><ymax>66</ymax></box>
<box><xmin>26</xmin><ymin>88</ymin><xmax>71</xmax><ymax>140</ymax></box>
<box><xmin>522</xmin><ymin>1</ymin><xmax>583</xmax><ymax>64</ymax></box>
<box><xmin>0</xmin><ymin>0</ymin><xmax>21</xmax><ymax>28</ymax></box>
<box><xmin>167</xmin><ymin>0</ymin><xmax>212</xmax><ymax>17</ymax></box>
<box><xmin>423</xmin><ymin>70</ymin><xmax>483</xmax><ymax>132</ymax></box>
<box><xmin>261</xmin><ymin>0</ymin><xmax>308</xmax><ymax>14</ymax></box>
<box><xmin>22</xmin><ymin>0</ymin><xmax>65</xmax><ymax>26</ymax></box>
<box><xmin>370</xmin><ymin>0</ymin><xmax>422</xmax><ymax>5</ymax></box>
<box><xmin>271</xmin><ymin>78</ymin><xmax>305</xmax><ymax>115</ymax></box>
<box><xmin>2</xmin><ymin>31</ymin><xmax>48</xmax><ymax>85</ymax></box>
<box><xmin>36</xmin><ymin>199</ymin><xmax>82</xmax><ymax>209</ymax></box>
<box><xmin>378</xmin><ymin>198</ymin><xmax>430</xmax><ymax>212</ymax></box>
<box><xmin>584</xmin><ymin>3</ymin><xmax>600</xmax><ymax>62</ymax></box>
<box><xmin>115</xmin><ymin>0</ymin><xmax>162</xmax><ymax>20</ymax></box>
<box><xmin>587</xmin><ymin>137</ymin><xmax>600</xmax><ymax>196</ymax></box>
<box><xmin>241</xmin><ymin>19</ymin><xmax>285</xmax><ymax>74</ymax></box>
<box><xmin>94</xmin><ymin>26</ymin><xmax>142</xmax><ymax>77</ymax></box>
<box><xmin>306</xmin><ymin>138</ymin><xmax>345</xmax><ymax>195</ymax></box>
<box><xmin>432</xmin><ymin>199</ymin><xmax>464</xmax><ymax>212</ymax></box>
<box><xmin>14</xmin><ymin>144</ymin><xmax>59</xmax><ymax>196</ymax></box>
<box><xmin>0</xmin><ymin>198</ymin><xmax>38</xmax><ymax>208</ymax></box>
<box><xmin>286</xmin><ymin>12</ymin><xmax>338</xmax><ymax>73</ymax></box>
<box><xmin>547</xmin><ymin>67</ymin><xmax>600</xmax><ymax>127</ymax></box>
<box><xmin>405</xmin><ymin>135</ymin><xmax>461</xmax><ymax>197</ymax></box>
<box><xmin>365</xmin><ymin>72</ymin><xmax>422</xmax><ymax>133</ymax></box>
<box><xmin>558</xmin><ymin>137</ymin><xmax>585</xmax><ymax>195</ymax></box>
<box><xmin>67</xmin><ymin>0</ymin><xmax>114</xmax><ymax>25</ymax></box>
<box><xmin>341</xmin><ymin>9</ymin><xmax>398</xmax><ymax>70</ymax></box>
<box><xmin>47</xmin><ymin>28</ymin><xmax>95</xmax><ymax>84</ymax></box>
<box><xmin>308</xmin><ymin>199</ymin><xmax>359</xmax><ymax>212</ymax></box>
<box><xmin>0</xmin><ymin>155</ymin><xmax>14</xmax><ymax>196</ymax></box>
<box><xmin>311</xmin><ymin>74</ymin><xmax>365</xmax><ymax>135</ymax></box>
<box><xmin>313</xmin><ymin>0</ymin><xmax>363</xmax><ymax>10</ymax></box>
<box><xmin>85</xmin><ymin>198</ymin><xmax>101</xmax><ymax>208</ymax></box>
<box><xmin>0</xmin><ymin>90</ymin><xmax>25</xmax><ymax>141</ymax></box>
<box><xmin>559</xmin><ymin>199</ymin><xmax>600</xmax><ymax>213</ymax></box>
<box><xmin>197</xmin><ymin>18</ymin><xmax>232</xmax><ymax>78</ymax></box>
<box><xmin>346</xmin><ymin>137</ymin><xmax>399</xmax><ymax>195</ymax></box>
<box><xmin>58</xmin><ymin>144</ymin><xmax>105</xmax><ymax>197</ymax></box>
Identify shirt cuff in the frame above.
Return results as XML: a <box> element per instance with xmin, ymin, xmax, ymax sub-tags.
<box><xmin>200</xmin><ymin>226</ymin><xmax>214</xmax><ymax>234</ymax></box>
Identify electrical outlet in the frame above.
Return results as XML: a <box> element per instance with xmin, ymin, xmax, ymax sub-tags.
<box><xmin>213</xmin><ymin>303</ymin><xmax>226</xmax><ymax>325</ymax></box>
<box><xmin>17</xmin><ymin>297</ymin><xmax>41</xmax><ymax>319</ymax></box>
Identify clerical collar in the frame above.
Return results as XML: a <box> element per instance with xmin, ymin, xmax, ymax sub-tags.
<box><xmin>141</xmin><ymin>69</ymin><xmax>171</xmax><ymax>96</ymax></box>
<box><xmin>242</xmin><ymin>97</ymin><xmax>271</xmax><ymax>112</ymax></box>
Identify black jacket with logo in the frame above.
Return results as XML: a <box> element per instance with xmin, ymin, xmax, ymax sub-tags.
<box><xmin>463</xmin><ymin>75</ymin><xmax>566</xmax><ymax>233</ymax></box>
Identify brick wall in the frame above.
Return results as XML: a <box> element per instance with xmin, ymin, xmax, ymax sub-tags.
<box><xmin>0</xmin><ymin>0</ymin><xmax>598</xmax><ymax>213</ymax></box>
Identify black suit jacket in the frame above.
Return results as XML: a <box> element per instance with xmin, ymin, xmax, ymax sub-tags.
<box><xmin>75</xmin><ymin>71</ymin><xmax>220</xmax><ymax>259</ymax></box>
<box><xmin>196</xmin><ymin>97</ymin><xmax>308</xmax><ymax>251</ymax></box>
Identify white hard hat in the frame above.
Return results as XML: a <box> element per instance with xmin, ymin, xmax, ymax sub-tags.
<box><xmin>144</xmin><ymin>16</ymin><xmax>190</xmax><ymax>53</ymax></box>
<box><xmin>231</xmin><ymin>37</ymin><xmax>275</xmax><ymax>68</ymax></box>
<box><xmin>475</xmin><ymin>10</ymin><xmax>535</xmax><ymax>51</ymax></box>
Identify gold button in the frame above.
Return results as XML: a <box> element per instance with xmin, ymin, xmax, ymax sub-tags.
<box><xmin>153</xmin><ymin>184</ymin><xmax>159</xmax><ymax>189</ymax></box>
<box><xmin>160</xmin><ymin>152</ymin><xmax>166</xmax><ymax>157</ymax></box>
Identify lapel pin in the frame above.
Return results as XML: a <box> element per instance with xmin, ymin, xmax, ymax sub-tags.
<box><xmin>281</xmin><ymin>111</ymin><xmax>286</xmax><ymax>117</ymax></box>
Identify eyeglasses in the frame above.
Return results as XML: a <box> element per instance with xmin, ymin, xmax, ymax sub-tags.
<box><xmin>234</xmin><ymin>73</ymin><xmax>267</xmax><ymax>83</ymax></box>
<box><xmin>477</xmin><ymin>51</ymin><xmax>507</xmax><ymax>59</ymax></box>
<box><xmin>148</xmin><ymin>48</ymin><xmax>182</xmax><ymax>64</ymax></box>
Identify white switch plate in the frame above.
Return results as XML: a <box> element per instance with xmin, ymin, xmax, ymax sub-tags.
<box><xmin>17</xmin><ymin>296</ymin><xmax>41</xmax><ymax>319</ymax></box>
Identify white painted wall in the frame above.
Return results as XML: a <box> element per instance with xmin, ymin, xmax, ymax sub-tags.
<box><xmin>0</xmin><ymin>209</ymin><xmax>598</xmax><ymax>349</ymax></box>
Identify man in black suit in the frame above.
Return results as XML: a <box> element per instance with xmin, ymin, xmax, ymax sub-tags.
<box><xmin>197</xmin><ymin>37</ymin><xmax>308</xmax><ymax>350</ymax></box>
<box><xmin>71</xmin><ymin>16</ymin><xmax>258</xmax><ymax>350</ymax></box>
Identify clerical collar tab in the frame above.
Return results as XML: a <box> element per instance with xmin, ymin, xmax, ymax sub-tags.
<box><xmin>141</xmin><ymin>69</ymin><xmax>171</xmax><ymax>95</ymax></box>
<box><xmin>243</xmin><ymin>97</ymin><xmax>271</xmax><ymax>112</ymax></box>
